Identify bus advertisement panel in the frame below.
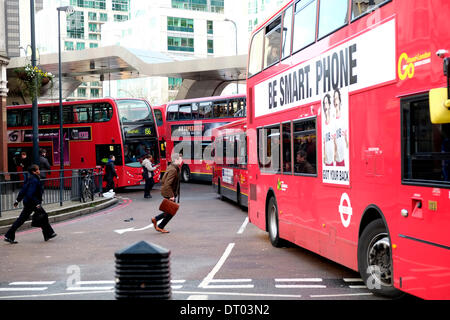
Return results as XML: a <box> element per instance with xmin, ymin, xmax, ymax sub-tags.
<box><xmin>246</xmin><ymin>0</ymin><xmax>450</xmax><ymax>299</ymax></box>
<box><xmin>7</xmin><ymin>98</ymin><xmax>161</xmax><ymax>188</ymax></box>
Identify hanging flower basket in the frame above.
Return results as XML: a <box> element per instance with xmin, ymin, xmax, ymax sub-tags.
<box><xmin>14</xmin><ymin>64</ymin><xmax>54</xmax><ymax>101</ymax></box>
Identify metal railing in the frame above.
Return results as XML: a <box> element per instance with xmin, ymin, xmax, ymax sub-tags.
<box><xmin>0</xmin><ymin>168</ymin><xmax>103</xmax><ymax>216</ymax></box>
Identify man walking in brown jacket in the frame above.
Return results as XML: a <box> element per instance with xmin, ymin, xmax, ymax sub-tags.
<box><xmin>152</xmin><ymin>153</ymin><xmax>182</xmax><ymax>233</ymax></box>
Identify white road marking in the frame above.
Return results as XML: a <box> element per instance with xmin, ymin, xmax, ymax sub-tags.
<box><xmin>343</xmin><ymin>278</ymin><xmax>364</xmax><ymax>282</ymax></box>
<box><xmin>310</xmin><ymin>293</ymin><xmax>373</xmax><ymax>298</ymax></box>
<box><xmin>9</xmin><ymin>281</ymin><xmax>55</xmax><ymax>285</ymax></box>
<box><xmin>275</xmin><ymin>284</ymin><xmax>326</xmax><ymax>289</ymax></box>
<box><xmin>0</xmin><ymin>287</ymin><xmax>48</xmax><ymax>292</ymax></box>
<box><xmin>0</xmin><ymin>290</ymin><xmax>115</xmax><ymax>299</ymax></box>
<box><xmin>198</xmin><ymin>243</ymin><xmax>235</xmax><ymax>288</ymax></box>
<box><xmin>187</xmin><ymin>295</ymin><xmax>209</xmax><ymax>300</ymax></box>
<box><xmin>275</xmin><ymin>278</ymin><xmax>326</xmax><ymax>289</ymax></box>
<box><xmin>237</xmin><ymin>217</ymin><xmax>249</xmax><ymax>234</ymax></box>
<box><xmin>114</xmin><ymin>223</ymin><xmax>154</xmax><ymax>235</ymax></box>
<box><xmin>348</xmin><ymin>285</ymin><xmax>368</xmax><ymax>289</ymax></box>
<box><xmin>66</xmin><ymin>286</ymin><xmax>114</xmax><ymax>291</ymax></box>
<box><xmin>275</xmin><ymin>278</ymin><xmax>323</xmax><ymax>282</ymax></box>
<box><xmin>209</xmin><ymin>279</ymin><xmax>252</xmax><ymax>283</ymax></box>
<box><xmin>174</xmin><ymin>290</ymin><xmax>302</xmax><ymax>299</ymax></box>
<box><xmin>76</xmin><ymin>281</ymin><xmax>115</xmax><ymax>285</ymax></box>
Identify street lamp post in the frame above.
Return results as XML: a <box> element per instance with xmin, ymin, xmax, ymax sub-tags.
<box><xmin>224</xmin><ymin>18</ymin><xmax>239</xmax><ymax>94</ymax></box>
<box><xmin>57</xmin><ymin>6</ymin><xmax>74</xmax><ymax>206</ymax></box>
<box><xmin>30</xmin><ymin>0</ymin><xmax>39</xmax><ymax>166</ymax></box>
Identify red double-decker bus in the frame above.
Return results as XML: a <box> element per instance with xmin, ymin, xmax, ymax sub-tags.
<box><xmin>6</xmin><ymin>98</ymin><xmax>161</xmax><ymax>187</ymax></box>
<box><xmin>152</xmin><ymin>104</ymin><xmax>168</xmax><ymax>175</ymax></box>
<box><xmin>164</xmin><ymin>94</ymin><xmax>246</xmax><ymax>182</ymax></box>
<box><xmin>246</xmin><ymin>0</ymin><xmax>450</xmax><ymax>299</ymax></box>
<box><xmin>212</xmin><ymin>118</ymin><xmax>248</xmax><ymax>208</ymax></box>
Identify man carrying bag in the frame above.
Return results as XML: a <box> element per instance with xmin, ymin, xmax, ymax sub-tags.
<box><xmin>4</xmin><ymin>165</ymin><xmax>57</xmax><ymax>244</ymax></box>
<box><xmin>151</xmin><ymin>153</ymin><xmax>182</xmax><ymax>234</ymax></box>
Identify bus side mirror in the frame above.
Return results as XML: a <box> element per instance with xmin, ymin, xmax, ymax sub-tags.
<box><xmin>429</xmin><ymin>88</ymin><xmax>450</xmax><ymax>124</ymax></box>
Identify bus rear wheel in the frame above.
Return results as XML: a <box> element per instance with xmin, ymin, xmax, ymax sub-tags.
<box><xmin>358</xmin><ymin>219</ymin><xmax>403</xmax><ymax>299</ymax></box>
<box><xmin>267</xmin><ymin>196</ymin><xmax>286</xmax><ymax>248</ymax></box>
<box><xmin>181</xmin><ymin>165</ymin><xmax>190</xmax><ymax>183</ymax></box>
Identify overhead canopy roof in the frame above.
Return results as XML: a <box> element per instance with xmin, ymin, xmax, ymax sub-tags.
<box><xmin>6</xmin><ymin>46</ymin><xmax>247</xmax><ymax>101</ymax></box>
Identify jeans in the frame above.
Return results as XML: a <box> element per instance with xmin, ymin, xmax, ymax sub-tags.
<box><xmin>5</xmin><ymin>203</ymin><xmax>55</xmax><ymax>241</ymax></box>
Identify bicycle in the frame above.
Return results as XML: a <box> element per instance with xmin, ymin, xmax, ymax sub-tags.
<box><xmin>80</xmin><ymin>169</ymin><xmax>96</xmax><ymax>203</ymax></box>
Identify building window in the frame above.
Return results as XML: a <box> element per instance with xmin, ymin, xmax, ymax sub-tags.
<box><xmin>114</xmin><ymin>14</ymin><xmax>129</xmax><ymax>22</ymax></box>
<box><xmin>67</xmin><ymin>11</ymin><xmax>84</xmax><ymax>39</ymax></box>
<box><xmin>90</xmin><ymin>88</ymin><xmax>100</xmax><ymax>98</ymax></box>
<box><xmin>70</xmin><ymin>0</ymin><xmax>106</xmax><ymax>10</ymax></box>
<box><xmin>112</xmin><ymin>0</ymin><xmax>129</xmax><ymax>12</ymax></box>
<box><xmin>168</xmin><ymin>36</ymin><xmax>194</xmax><ymax>52</ymax></box>
<box><xmin>100</xmin><ymin>13</ymin><xmax>108</xmax><ymax>21</ymax></box>
<box><xmin>167</xmin><ymin>17</ymin><xmax>194</xmax><ymax>32</ymax></box>
<box><xmin>90</xmin><ymin>43</ymin><xmax>99</xmax><ymax>48</ymax></box>
<box><xmin>171</xmin><ymin>0</ymin><xmax>223</xmax><ymax>13</ymax></box>
<box><xmin>168</xmin><ymin>77</ymin><xmax>183</xmax><ymax>90</ymax></box>
<box><xmin>207</xmin><ymin>39</ymin><xmax>214</xmax><ymax>54</ymax></box>
<box><xmin>76</xmin><ymin>42</ymin><xmax>85</xmax><ymax>50</ymax></box>
<box><xmin>77</xmin><ymin>88</ymin><xmax>87</xmax><ymax>97</ymax></box>
<box><xmin>207</xmin><ymin>20</ymin><xmax>213</xmax><ymax>34</ymax></box>
<box><xmin>65</xmin><ymin>41</ymin><xmax>74</xmax><ymax>51</ymax></box>
<box><xmin>88</xmin><ymin>12</ymin><xmax>97</xmax><ymax>21</ymax></box>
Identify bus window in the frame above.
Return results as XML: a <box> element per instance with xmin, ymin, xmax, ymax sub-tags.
<box><xmin>293</xmin><ymin>0</ymin><xmax>317</xmax><ymax>53</ymax></box>
<box><xmin>198</xmin><ymin>102</ymin><xmax>212</xmax><ymax>119</ymax></box>
<box><xmin>73</xmin><ymin>105</ymin><xmax>92</xmax><ymax>123</ymax></box>
<box><xmin>281</xmin><ymin>5</ymin><xmax>293</xmax><ymax>59</ymax></box>
<box><xmin>293</xmin><ymin>119</ymin><xmax>317</xmax><ymax>175</ymax></box>
<box><xmin>259</xmin><ymin>125</ymin><xmax>281</xmax><ymax>173</ymax></box>
<box><xmin>264</xmin><ymin>16</ymin><xmax>282</xmax><ymax>69</ymax></box>
<box><xmin>318</xmin><ymin>0</ymin><xmax>348</xmax><ymax>39</ymax></box>
<box><xmin>63</xmin><ymin>106</ymin><xmax>73</xmax><ymax>124</ymax></box>
<box><xmin>167</xmin><ymin>104</ymin><xmax>178</xmax><ymax>121</ymax></box>
<box><xmin>192</xmin><ymin>103</ymin><xmax>199</xmax><ymax>119</ymax></box>
<box><xmin>7</xmin><ymin>110</ymin><xmax>21</xmax><ymax>127</ymax></box>
<box><xmin>248</xmin><ymin>29</ymin><xmax>264</xmax><ymax>77</ymax></box>
<box><xmin>213</xmin><ymin>100</ymin><xmax>228</xmax><ymax>118</ymax></box>
<box><xmin>282</xmin><ymin>122</ymin><xmax>292</xmax><ymax>174</ymax></box>
<box><xmin>117</xmin><ymin>100</ymin><xmax>152</xmax><ymax>123</ymax></box>
<box><xmin>154</xmin><ymin>109</ymin><xmax>164</xmax><ymax>126</ymax></box>
<box><xmin>23</xmin><ymin>109</ymin><xmax>32</xmax><ymax>126</ymax></box>
<box><xmin>179</xmin><ymin>104</ymin><xmax>192</xmax><ymax>120</ymax></box>
<box><xmin>352</xmin><ymin>0</ymin><xmax>391</xmax><ymax>20</ymax></box>
<box><xmin>402</xmin><ymin>97</ymin><xmax>450</xmax><ymax>183</ymax></box>
<box><xmin>94</xmin><ymin>103</ymin><xmax>113</xmax><ymax>122</ymax></box>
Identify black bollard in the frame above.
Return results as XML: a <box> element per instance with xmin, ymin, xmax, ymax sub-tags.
<box><xmin>115</xmin><ymin>241</ymin><xmax>171</xmax><ymax>300</ymax></box>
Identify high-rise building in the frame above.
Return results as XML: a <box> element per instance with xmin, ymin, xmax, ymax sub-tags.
<box><xmin>100</xmin><ymin>0</ymin><xmax>243</xmax><ymax>104</ymax></box>
<box><xmin>35</xmin><ymin>0</ymin><xmax>131</xmax><ymax>101</ymax></box>
<box><xmin>4</xmin><ymin>0</ymin><xmax>44</xmax><ymax>57</ymax></box>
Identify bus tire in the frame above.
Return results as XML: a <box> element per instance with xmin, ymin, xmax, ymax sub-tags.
<box><xmin>236</xmin><ymin>184</ymin><xmax>241</xmax><ymax>207</ymax></box>
<box><xmin>181</xmin><ymin>165</ymin><xmax>190</xmax><ymax>183</ymax></box>
<box><xmin>358</xmin><ymin>219</ymin><xmax>404</xmax><ymax>299</ymax></box>
<box><xmin>267</xmin><ymin>196</ymin><xmax>286</xmax><ymax>248</ymax></box>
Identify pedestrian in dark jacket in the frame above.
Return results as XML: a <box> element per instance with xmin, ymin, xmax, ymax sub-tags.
<box><xmin>151</xmin><ymin>153</ymin><xmax>182</xmax><ymax>233</ymax></box>
<box><xmin>4</xmin><ymin>165</ymin><xmax>57</xmax><ymax>244</ymax></box>
<box><xmin>142</xmin><ymin>154</ymin><xmax>159</xmax><ymax>199</ymax></box>
<box><xmin>104</xmin><ymin>155</ymin><xmax>118</xmax><ymax>192</ymax></box>
<box><xmin>39</xmin><ymin>149</ymin><xmax>51</xmax><ymax>179</ymax></box>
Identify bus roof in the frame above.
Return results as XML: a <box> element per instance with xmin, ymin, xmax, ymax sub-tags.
<box><xmin>166</xmin><ymin>94</ymin><xmax>246</xmax><ymax>107</ymax></box>
<box><xmin>6</xmin><ymin>97</ymin><xmax>149</xmax><ymax>109</ymax></box>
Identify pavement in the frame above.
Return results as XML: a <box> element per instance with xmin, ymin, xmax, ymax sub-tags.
<box><xmin>0</xmin><ymin>196</ymin><xmax>119</xmax><ymax>236</ymax></box>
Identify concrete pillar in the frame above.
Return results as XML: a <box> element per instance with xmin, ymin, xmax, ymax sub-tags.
<box><xmin>0</xmin><ymin>56</ymin><xmax>10</xmax><ymax>173</ymax></box>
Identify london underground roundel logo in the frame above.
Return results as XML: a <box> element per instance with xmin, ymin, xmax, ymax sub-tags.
<box><xmin>339</xmin><ymin>193</ymin><xmax>353</xmax><ymax>228</ymax></box>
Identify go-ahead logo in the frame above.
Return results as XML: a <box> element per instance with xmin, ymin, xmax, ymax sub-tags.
<box><xmin>398</xmin><ymin>52</ymin><xmax>431</xmax><ymax>81</ymax></box>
